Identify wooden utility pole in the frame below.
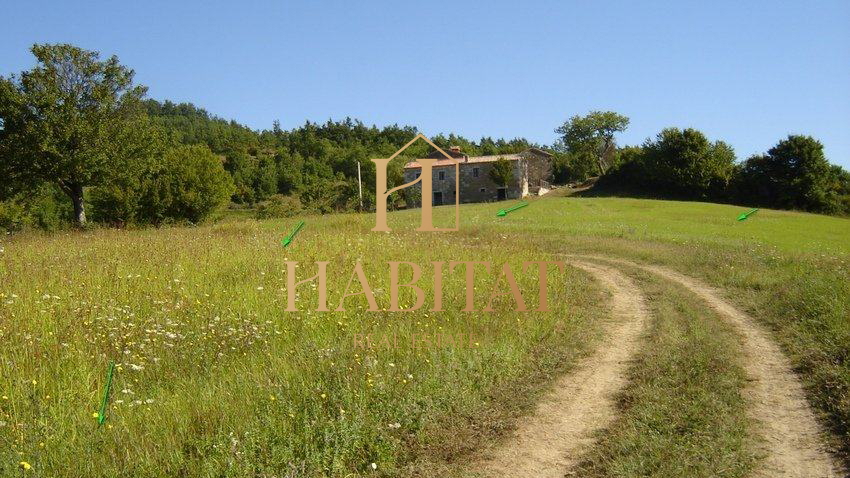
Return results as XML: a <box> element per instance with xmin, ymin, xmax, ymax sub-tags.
<box><xmin>357</xmin><ymin>161</ymin><xmax>363</xmax><ymax>210</ymax></box>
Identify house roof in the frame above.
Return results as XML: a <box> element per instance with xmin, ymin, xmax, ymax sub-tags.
<box><xmin>403</xmin><ymin>148</ymin><xmax>551</xmax><ymax>169</ymax></box>
<box><xmin>403</xmin><ymin>153</ymin><xmax>519</xmax><ymax>169</ymax></box>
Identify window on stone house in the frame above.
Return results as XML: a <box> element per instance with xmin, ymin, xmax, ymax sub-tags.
<box><xmin>480</xmin><ymin>188</ymin><xmax>486</xmax><ymax>193</ymax></box>
<box><xmin>438</xmin><ymin>171</ymin><xmax>445</xmax><ymax>180</ymax></box>
<box><xmin>473</xmin><ymin>167</ymin><xmax>479</xmax><ymax>177</ymax></box>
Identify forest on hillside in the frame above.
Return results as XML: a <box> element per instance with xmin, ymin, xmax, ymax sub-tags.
<box><xmin>1</xmin><ymin>44</ymin><xmax>849</xmax><ymax>232</ymax></box>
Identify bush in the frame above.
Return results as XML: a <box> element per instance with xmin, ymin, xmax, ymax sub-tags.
<box><xmin>299</xmin><ymin>174</ymin><xmax>360</xmax><ymax>214</ymax></box>
<box><xmin>91</xmin><ymin>144</ymin><xmax>234</xmax><ymax>225</ymax></box>
<box><xmin>489</xmin><ymin>157</ymin><xmax>514</xmax><ymax>187</ymax></box>
<box><xmin>141</xmin><ymin>145</ymin><xmax>235</xmax><ymax>224</ymax></box>
<box><xmin>0</xmin><ymin>184</ymin><xmax>71</xmax><ymax>232</ymax></box>
<box><xmin>256</xmin><ymin>194</ymin><xmax>303</xmax><ymax>219</ymax></box>
<box><xmin>0</xmin><ymin>198</ymin><xmax>27</xmax><ymax>232</ymax></box>
<box><xmin>550</xmin><ymin>151</ymin><xmax>595</xmax><ymax>184</ymax></box>
<box><xmin>90</xmin><ymin>180</ymin><xmax>143</xmax><ymax>226</ymax></box>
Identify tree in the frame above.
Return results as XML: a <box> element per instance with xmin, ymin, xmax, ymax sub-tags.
<box><xmin>736</xmin><ymin>135</ymin><xmax>839</xmax><ymax>213</ymax></box>
<box><xmin>0</xmin><ymin>44</ymin><xmax>157</xmax><ymax>225</ymax></box>
<box><xmin>551</xmin><ymin>149</ymin><xmax>598</xmax><ymax>183</ymax></box>
<box><xmin>489</xmin><ymin>157</ymin><xmax>514</xmax><ymax>188</ymax></box>
<box><xmin>641</xmin><ymin>128</ymin><xmax>736</xmax><ymax>199</ymax></box>
<box><xmin>275</xmin><ymin>150</ymin><xmax>304</xmax><ymax>194</ymax></box>
<box><xmin>828</xmin><ymin>165</ymin><xmax>850</xmax><ymax>215</ymax></box>
<box><xmin>555</xmin><ymin>111</ymin><xmax>629</xmax><ymax>175</ymax></box>
<box><xmin>594</xmin><ymin>128</ymin><xmax>736</xmax><ymax>201</ymax></box>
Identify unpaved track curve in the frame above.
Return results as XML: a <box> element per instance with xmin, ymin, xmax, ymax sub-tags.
<box><xmin>569</xmin><ymin>254</ymin><xmax>844</xmax><ymax>478</ymax></box>
<box><xmin>471</xmin><ymin>261</ymin><xmax>649</xmax><ymax>478</ymax></box>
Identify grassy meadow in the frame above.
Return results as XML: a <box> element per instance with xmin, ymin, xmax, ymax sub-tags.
<box><xmin>1</xmin><ymin>196</ymin><xmax>849</xmax><ymax>476</ymax></box>
<box><xmin>0</xmin><ymin>204</ymin><xmax>606</xmax><ymax>477</ymax></box>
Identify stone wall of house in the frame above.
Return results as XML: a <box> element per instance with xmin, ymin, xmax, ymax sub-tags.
<box><xmin>457</xmin><ymin>161</ymin><xmax>522</xmax><ymax>203</ymax></box>
<box><xmin>402</xmin><ymin>150</ymin><xmax>551</xmax><ymax>207</ymax></box>
<box><xmin>403</xmin><ymin>161</ymin><xmax>523</xmax><ymax>206</ymax></box>
<box><xmin>519</xmin><ymin>152</ymin><xmax>553</xmax><ymax>195</ymax></box>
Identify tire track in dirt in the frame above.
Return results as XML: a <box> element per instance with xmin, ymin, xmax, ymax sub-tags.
<box><xmin>569</xmin><ymin>254</ymin><xmax>844</xmax><ymax>478</ymax></box>
<box><xmin>470</xmin><ymin>261</ymin><xmax>649</xmax><ymax>478</ymax></box>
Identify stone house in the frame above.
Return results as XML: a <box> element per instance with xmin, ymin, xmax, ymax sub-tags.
<box><xmin>403</xmin><ymin>147</ymin><xmax>553</xmax><ymax>206</ymax></box>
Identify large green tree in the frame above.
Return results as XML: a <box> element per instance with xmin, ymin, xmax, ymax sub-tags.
<box><xmin>737</xmin><ymin>135</ymin><xmax>841</xmax><ymax>213</ymax></box>
<box><xmin>0</xmin><ymin>44</ymin><xmax>157</xmax><ymax>225</ymax></box>
<box><xmin>555</xmin><ymin>111</ymin><xmax>630</xmax><ymax>175</ymax></box>
<box><xmin>642</xmin><ymin>128</ymin><xmax>736</xmax><ymax>199</ymax></box>
<box><xmin>489</xmin><ymin>157</ymin><xmax>515</xmax><ymax>188</ymax></box>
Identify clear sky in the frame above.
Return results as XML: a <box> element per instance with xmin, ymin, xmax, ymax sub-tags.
<box><xmin>3</xmin><ymin>0</ymin><xmax>849</xmax><ymax>166</ymax></box>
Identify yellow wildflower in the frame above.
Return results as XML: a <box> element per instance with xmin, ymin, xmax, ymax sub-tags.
<box><xmin>19</xmin><ymin>461</ymin><xmax>32</xmax><ymax>471</ymax></box>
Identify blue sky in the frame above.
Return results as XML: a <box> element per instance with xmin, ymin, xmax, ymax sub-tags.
<box><xmin>3</xmin><ymin>0</ymin><xmax>849</xmax><ymax>166</ymax></box>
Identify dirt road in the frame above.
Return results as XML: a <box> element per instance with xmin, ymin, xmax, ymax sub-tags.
<box><xmin>471</xmin><ymin>261</ymin><xmax>649</xmax><ymax>477</ymax></box>
<box><xmin>572</xmin><ymin>254</ymin><xmax>843</xmax><ymax>478</ymax></box>
<box><xmin>471</xmin><ymin>254</ymin><xmax>842</xmax><ymax>477</ymax></box>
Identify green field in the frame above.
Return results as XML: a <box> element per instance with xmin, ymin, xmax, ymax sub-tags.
<box><xmin>1</xmin><ymin>196</ymin><xmax>848</xmax><ymax>476</ymax></box>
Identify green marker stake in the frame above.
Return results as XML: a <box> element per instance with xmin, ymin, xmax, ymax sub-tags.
<box><xmin>97</xmin><ymin>361</ymin><xmax>115</xmax><ymax>426</ymax></box>
<box><xmin>737</xmin><ymin>208</ymin><xmax>759</xmax><ymax>221</ymax></box>
<box><xmin>282</xmin><ymin>220</ymin><xmax>305</xmax><ymax>247</ymax></box>
<box><xmin>496</xmin><ymin>201</ymin><xmax>529</xmax><ymax>217</ymax></box>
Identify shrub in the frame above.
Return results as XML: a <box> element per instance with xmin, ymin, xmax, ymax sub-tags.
<box><xmin>256</xmin><ymin>194</ymin><xmax>303</xmax><ymax>219</ymax></box>
<box><xmin>141</xmin><ymin>145</ymin><xmax>235</xmax><ymax>224</ymax></box>
<box><xmin>641</xmin><ymin>128</ymin><xmax>736</xmax><ymax>200</ymax></box>
<box><xmin>90</xmin><ymin>179</ymin><xmax>143</xmax><ymax>226</ymax></box>
<box><xmin>91</xmin><ymin>144</ymin><xmax>234</xmax><ymax>226</ymax></box>
<box><xmin>0</xmin><ymin>198</ymin><xmax>27</xmax><ymax>232</ymax></box>
<box><xmin>0</xmin><ymin>184</ymin><xmax>71</xmax><ymax>232</ymax></box>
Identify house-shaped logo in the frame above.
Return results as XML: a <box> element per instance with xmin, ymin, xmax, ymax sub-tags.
<box><xmin>372</xmin><ymin>134</ymin><xmax>460</xmax><ymax>232</ymax></box>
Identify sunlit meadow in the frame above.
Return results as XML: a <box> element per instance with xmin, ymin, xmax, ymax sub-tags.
<box><xmin>2</xmin><ymin>196</ymin><xmax>849</xmax><ymax>476</ymax></box>
<box><xmin>0</xmin><ymin>203</ymin><xmax>605</xmax><ymax>477</ymax></box>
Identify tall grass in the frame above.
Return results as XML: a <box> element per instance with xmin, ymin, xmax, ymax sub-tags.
<box><xmin>1</xmin><ymin>196</ymin><xmax>848</xmax><ymax>475</ymax></box>
<box><xmin>0</xmin><ymin>212</ymin><xmax>603</xmax><ymax>476</ymax></box>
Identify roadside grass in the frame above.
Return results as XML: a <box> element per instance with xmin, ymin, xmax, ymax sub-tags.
<box><xmin>573</xmin><ymin>269</ymin><xmax>756</xmax><ymax>477</ymax></box>
<box><xmin>0</xmin><ymin>212</ymin><xmax>606</xmax><ymax>476</ymax></box>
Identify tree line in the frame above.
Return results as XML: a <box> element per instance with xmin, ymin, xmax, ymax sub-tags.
<box><xmin>0</xmin><ymin>44</ymin><xmax>537</xmax><ymax>231</ymax></box>
<box><xmin>552</xmin><ymin>113</ymin><xmax>850</xmax><ymax>215</ymax></box>
<box><xmin>2</xmin><ymin>44</ymin><xmax>848</xmax><ymax>232</ymax></box>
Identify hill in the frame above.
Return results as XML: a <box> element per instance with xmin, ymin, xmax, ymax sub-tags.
<box><xmin>1</xmin><ymin>197</ymin><xmax>848</xmax><ymax>476</ymax></box>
